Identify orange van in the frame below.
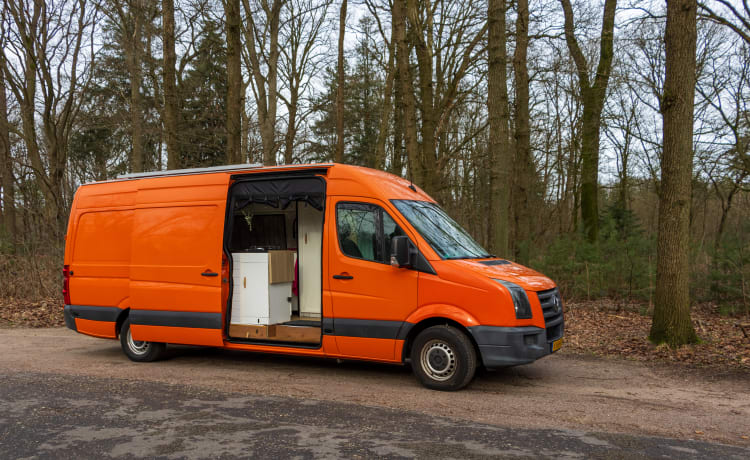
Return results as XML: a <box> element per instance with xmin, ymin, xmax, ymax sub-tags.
<box><xmin>63</xmin><ymin>163</ymin><xmax>563</xmax><ymax>390</ymax></box>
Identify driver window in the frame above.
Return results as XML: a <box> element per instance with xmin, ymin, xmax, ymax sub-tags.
<box><xmin>336</xmin><ymin>202</ymin><xmax>406</xmax><ymax>264</ymax></box>
<box><xmin>337</xmin><ymin>204</ymin><xmax>378</xmax><ymax>261</ymax></box>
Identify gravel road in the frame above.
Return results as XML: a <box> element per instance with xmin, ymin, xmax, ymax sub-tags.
<box><xmin>0</xmin><ymin>328</ymin><xmax>749</xmax><ymax>458</ymax></box>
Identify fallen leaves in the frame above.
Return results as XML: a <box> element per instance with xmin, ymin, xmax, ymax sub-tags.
<box><xmin>0</xmin><ymin>298</ymin><xmax>64</xmax><ymax>328</ymax></box>
<box><xmin>561</xmin><ymin>300</ymin><xmax>750</xmax><ymax>372</ymax></box>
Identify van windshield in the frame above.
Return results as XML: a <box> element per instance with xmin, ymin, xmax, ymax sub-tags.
<box><xmin>392</xmin><ymin>200</ymin><xmax>492</xmax><ymax>260</ymax></box>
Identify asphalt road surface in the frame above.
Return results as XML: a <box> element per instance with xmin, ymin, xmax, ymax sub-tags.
<box><xmin>1</xmin><ymin>328</ymin><xmax>749</xmax><ymax>459</ymax></box>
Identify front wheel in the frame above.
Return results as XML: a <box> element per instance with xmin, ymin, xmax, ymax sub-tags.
<box><xmin>120</xmin><ymin>318</ymin><xmax>166</xmax><ymax>362</ymax></box>
<box><xmin>410</xmin><ymin>325</ymin><xmax>477</xmax><ymax>391</ymax></box>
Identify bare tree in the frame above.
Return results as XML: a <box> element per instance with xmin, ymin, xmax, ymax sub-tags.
<box><xmin>279</xmin><ymin>0</ymin><xmax>331</xmax><ymax>164</ymax></box>
<box><xmin>393</xmin><ymin>0</ymin><xmax>419</xmax><ymax>179</ymax></box>
<box><xmin>361</xmin><ymin>0</ymin><xmax>397</xmax><ymax>170</ymax></box>
<box><xmin>511</xmin><ymin>0</ymin><xmax>535</xmax><ymax>263</ymax></box>
<box><xmin>226</xmin><ymin>0</ymin><xmax>243</xmax><ymax>164</ymax></box>
<box><xmin>2</xmin><ymin>0</ymin><xmax>98</xmax><ymax>233</ymax></box>
<box><xmin>0</xmin><ymin>48</ymin><xmax>16</xmax><ymax>243</ymax></box>
<box><xmin>163</xmin><ymin>0</ymin><xmax>181</xmax><ymax>169</ymax></box>
<box><xmin>335</xmin><ymin>0</ymin><xmax>347</xmax><ymax>163</ymax></box>
<box><xmin>488</xmin><ymin>0</ymin><xmax>513</xmax><ymax>257</ymax></box>
<box><xmin>651</xmin><ymin>0</ymin><xmax>699</xmax><ymax>346</ymax></box>
<box><xmin>403</xmin><ymin>0</ymin><xmax>488</xmax><ymax>197</ymax></box>
<box><xmin>106</xmin><ymin>0</ymin><xmax>148</xmax><ymax>173</ymax></box>
<box><xmin>243</xmin><ymin>0</ymin><xmax>283</xmax><ymax>166</ymax></box>
<box><xmin>699</xmin><ymin>0</ymin><xmax>750</xmax><ymax>45</ymax></box>
<box><xmin>559</xmin><ymin>0</ymin><xmax>617</xmax><ymax>242</ymax></box>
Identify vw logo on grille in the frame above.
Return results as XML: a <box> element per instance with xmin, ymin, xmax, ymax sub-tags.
<box><xmin>553</xmin><ymin>296</ymin><xmax>561</xmax><ymax>313</ymax></box>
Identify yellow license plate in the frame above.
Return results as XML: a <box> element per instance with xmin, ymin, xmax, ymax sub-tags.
<box><xmin>551</xmin><ymin>338</ymin><xmax>563</xmax><ymax>353</ymax></box>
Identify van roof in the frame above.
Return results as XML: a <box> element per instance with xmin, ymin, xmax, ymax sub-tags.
<box><xmin>79</xmin><ymin>162</ymin><xmax>434</xmax><ymax>203</ymax></box>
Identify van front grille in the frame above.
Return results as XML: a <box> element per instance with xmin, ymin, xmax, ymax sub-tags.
<box><xmin>537</xmin><ymin>288</ymin><xmax>564</xmax><ymax>342</ymax></box>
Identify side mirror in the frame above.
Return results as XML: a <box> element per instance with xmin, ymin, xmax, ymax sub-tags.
<box><xmin>390</xmin><ymin>236</ymin><xmax>414</xmax><ymax>268</ymax></box>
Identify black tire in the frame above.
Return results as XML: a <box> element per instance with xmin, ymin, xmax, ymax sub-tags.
<box><xmin>119</xmin><ymin>318</ymin><xmax>166</xmax><ymax>362</ymax></box>
<box><xmin>409</xmin><ymin>325</ymin><xmax>477</xmax><ymax>391</ymax></box>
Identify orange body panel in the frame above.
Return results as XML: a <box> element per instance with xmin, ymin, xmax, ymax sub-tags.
<box><xmin>333</xmin><ymin>337</ymin><xmax>403</xmax><ymax>362</ymax></box>
<box><xmin>75</xmin><ymin>318</ymin><xmax>116</xmax><ymax>339</ymax></box>
<box><xmin>130</xmin><ymin>325</ymin><xmax>224</xmax><ymax>347</ymax></box>
<box><xmin>63</xmin><ymin>163</ymin><xmax>560</xmax><ymax>368</ymax></box>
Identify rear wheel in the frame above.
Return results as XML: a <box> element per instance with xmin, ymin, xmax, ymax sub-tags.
<box><xmin>410</xmin><ymin>325</ymin><xmax>476</xmax><ymax>391</ymax></box>
<box><xmin>120</xmin><ymin>318</ymin><xmax>166</xmax><ymax>362</ymax></box>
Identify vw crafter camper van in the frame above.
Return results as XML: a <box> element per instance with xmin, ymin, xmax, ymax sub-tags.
<box><xmin>63</xmin><ymin>163</ymin><xmax>564</xmax><ymax>390</ymax></box>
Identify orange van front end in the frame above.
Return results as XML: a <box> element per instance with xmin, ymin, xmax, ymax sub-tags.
<box><xmin>387</xmin><ymin>198</ymin><xmax>564</xmax><ymax>388</ymax></box>
<box><xmin>421</xmin><ymin>258</ymin><xmax>564</xmax><ymax>369</ymax></box>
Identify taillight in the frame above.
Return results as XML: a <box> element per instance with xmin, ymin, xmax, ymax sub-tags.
<box><xmin>62</xmin><ymin>265</ymin><xmax>71</xmax><ymax>305</ymax></box>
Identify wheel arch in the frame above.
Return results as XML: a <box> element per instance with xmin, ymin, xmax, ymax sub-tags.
<box><xmin>401</xmin><ymin>317</ymin><xmax>482</xmax><ymax>368</ymax></box>
<box><xmin>115</xmin><ymin>308</ymin><xmax>130</xmax><ymax>338</ymax></box>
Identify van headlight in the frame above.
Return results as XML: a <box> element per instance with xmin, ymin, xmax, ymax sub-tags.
<box><xmin>494</xmin><ymin>279</ymin><xmax>532</xmax><ymax>319</ymax></box>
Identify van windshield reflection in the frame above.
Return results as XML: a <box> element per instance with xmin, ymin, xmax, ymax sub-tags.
<box><xmin>392</xmin><ymin>200</ymin><xmax>492</xmax><ymax>260</ymax></box>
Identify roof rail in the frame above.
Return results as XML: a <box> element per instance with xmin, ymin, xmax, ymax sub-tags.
<box><xmin>117</xmin><ymin>163</ymin><xmax>264</xmax><ymax>180</ymax></box>
<box><xmin>114</xmin><ymin>163</ymin><xmax>337</xmax><ymax>181</ymax></box>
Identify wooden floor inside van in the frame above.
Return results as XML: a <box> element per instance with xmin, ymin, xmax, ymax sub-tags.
<box><xmin>228</xmin><ymin>319</ymin><xmax>320</xmax><ymax>344</ymax></box>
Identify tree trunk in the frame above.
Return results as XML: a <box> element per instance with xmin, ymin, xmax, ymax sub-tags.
<box><xmin>512</xmin><ymin>0</ymin><xmax>533</xmax><ymax>264</ymax></box>
<box><xmin>335</xmin><ymin>0</ymin><xmax>347</xmax><ymax>163</ymax></box>
<box><xmin>263</xmin><ymin>1</ymin><xmax>281</xmax><ymax>167</ymax></box>
<box><xmin>393</xmin><ymin>0</ymin><xmax>420</xmax><ymax>183</ymax></box>
<box><xmin>374</xmin><ymin>39</ymin><xmax>396</xmax><ymax>171</ymax></box>
<box><xmin>243</xmin><ymin>0</ymin><xmax>281</xmax><ymax>166</ymax></box>
<box><xmin>650</xmin><ymin>0</ymin><xmax>699</xmax><ymax>347</ymax></box>
<box><xmin>0</xmin><ymin>70</ymin><xmax>16</xmax><ymax>244</ymax></box>
<box><xmin>560</xmin><ymin>0</ymin><xmax>616</xmax><ymax>242</ymax></box>
<box><xmin>284</xmin><ymin>89</ymin><xmax>298</xmax><ymax>164</ymax></box>
<box><xmin>126</xmin><ymin>0</ymin><xmax>145</xmax><ymax>173</ymax></box>
<box><xmin>488</xmin><ymin>0</ymin><xmax>513</xmax><ymax>258</ymax></box>
<box><xmin>391</xmin><ymin>63</ymin><xmax>404</xmax><ymax>176</ymax></box>
<box><xmin>406</xmin><ymin>0</ymin><xmax>438</xmax><ymax>196</ymax></box>
<box><xmin>162</xmin><ymin>0</ymin><xmax>180</xmax><ymax>169</ymax></box>
<box><xmin>226</xmin><ymin>0</ymin><xmax>242</xmax><ymax>165</ymax></box>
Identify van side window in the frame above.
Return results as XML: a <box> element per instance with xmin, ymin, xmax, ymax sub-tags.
<box><xmin>382</xmin><ymin>212</ymin><xmax>405</xmax><ymax>261</ymax></box>
<box><xmin>336</xmin><ymin>202</ymin><xmax>405</xmax><ymax>264</ymax></box>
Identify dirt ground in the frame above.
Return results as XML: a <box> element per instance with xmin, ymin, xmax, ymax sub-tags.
<box><xmin>0</xmin><ymin>328</ymin><xmax>748</xmax><ymax>448</ymax></box>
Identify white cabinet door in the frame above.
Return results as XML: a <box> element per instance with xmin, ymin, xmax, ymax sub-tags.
<box><xmin>231</xmin><ymin>252</ymin><xmax>291</xmax><ymax>325</ymax></box>
<box><xmin>298</xmin><ymin>203</ymin><xmax>323</xmax><ymax>318</ymax></box>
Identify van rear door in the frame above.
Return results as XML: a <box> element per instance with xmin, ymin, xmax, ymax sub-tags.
<box><xmin>128</xmin><ymin>175</ymin><xmax>230</xmax><ymax>346</ymax></box>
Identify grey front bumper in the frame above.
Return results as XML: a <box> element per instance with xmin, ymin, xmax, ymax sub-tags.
<box><xmin>468</xmin><ymin>324</ymin><xmax>562</xmax><ymax>368</ymax></box>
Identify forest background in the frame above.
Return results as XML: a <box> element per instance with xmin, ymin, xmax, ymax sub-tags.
<box><xmin>0</xmin><ymin>0</ymin><xmax>748</xmax><ymax>357</ymax></box>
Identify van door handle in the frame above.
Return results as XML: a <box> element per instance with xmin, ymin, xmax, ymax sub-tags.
<box><xmin>333</xmin><ymin>274</ymin><xmax>353</xmax><ymax>280</ymax></box>
<box><xmin>201</xmin><ymin>271</ymin><xmax>219</xmax><ymax>277</ymax></box>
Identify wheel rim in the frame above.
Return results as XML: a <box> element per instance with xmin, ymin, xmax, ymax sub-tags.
<box><xmin>127</xmin><ymin>329</ymin><xmax>150</xmax><ymax>355</ymax></box>
<box><xmin>420</xmin><ymin>339</ymin><xmax>457</xmax><ymax>381</ymax></box>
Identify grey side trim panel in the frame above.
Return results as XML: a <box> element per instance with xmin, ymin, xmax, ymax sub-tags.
<box><xmin>129</xmin><ymin>310</ymin><xmax>223</xmax><ymax>329</ymax></box>
<box><xmin>63</xmin><ymin>305</ymin><xmax>77</xmax><ymax>331</ymax></box>
<box><xmin>323</xmin><ymin>318</ymin><xmax>413</xmax><ymax>340</ymax></box>
<box><xmin>67</xmin><ymin>305</ymin><xmax>122</xmax><ymax>322</ymax></box>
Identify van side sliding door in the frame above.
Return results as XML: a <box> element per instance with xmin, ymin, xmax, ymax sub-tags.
<box><xmin>128</xmin><ymin>175</ymin><xmax>230</xmax><ymax>346</ymax></box>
